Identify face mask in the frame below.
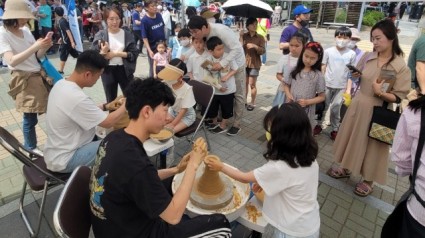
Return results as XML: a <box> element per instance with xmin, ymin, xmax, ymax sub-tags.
<box><xmin>298</xmin><ymin>19</ymin><xmax>308</xmax><ymax>27</ymax></box>
<box><xmin>347</xmin><ymin>40</ymin><xmax>357</xmax><ymax>49</ymax></box>
<box><xmin>336</xmin><ymin>39</ymin><xmax>349</xmax><ymax>48</ymax></box>
<box><xmin>180</xmin><ymin>39</ymin><xmax>190</xmax><ymax>47</ymax></box>
<box><xmin>207</xmin><ymin>18</ymin><xmax>216</xmax><ymax>24</ymax></box>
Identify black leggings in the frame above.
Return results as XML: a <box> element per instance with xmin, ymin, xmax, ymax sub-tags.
<box><xmin>101</xmin><ymin>65</ymin><xmax>132</xmax><ymax>103</ymax></box>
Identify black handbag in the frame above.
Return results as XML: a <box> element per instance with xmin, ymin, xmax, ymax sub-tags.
<box><xmin>381</xmin><ymin>108</ymin><xmax>425</xmax><ymax>237</ymax></box>
<box><xmin>368</xmin><ymin>102</ymin><xmax>400</xmax><ymax>145</ymax></box>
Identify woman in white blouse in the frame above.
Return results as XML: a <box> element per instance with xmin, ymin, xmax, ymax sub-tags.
<box><xmin>91</xmin><ymin>7</ymin><xmax>138</xmax><ymax>103</ymax></box>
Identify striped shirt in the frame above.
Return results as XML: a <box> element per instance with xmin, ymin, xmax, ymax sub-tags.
<box><xmin>391</xmin><ymin>107</ymin><xmax>425</xmax><ymax>226</ymax></box>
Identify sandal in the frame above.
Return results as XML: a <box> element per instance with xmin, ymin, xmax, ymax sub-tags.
<box><xmin>354</xmin><ymin>181</ymin><xmax>374</xmax><ymax>197</ymax></box>
<box><xmin>326</xmin><ymin>166</ymin><xmax>351</xmax><ymax>179</ymax></box>
<box><xmin>246</xmin><ymin>104</ymin><xmax>255</xmax><ymax>111</ymax></box>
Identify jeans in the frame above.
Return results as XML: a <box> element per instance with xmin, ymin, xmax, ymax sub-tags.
<box><xmin>23</xmin><ymin>113</ymin><xmax>38</xmax><ymax>150</ymax></box>
<box><xmin>62</xmin><ymin>140</ymin><xmax>101</xmax><ymax>173</ymax></box>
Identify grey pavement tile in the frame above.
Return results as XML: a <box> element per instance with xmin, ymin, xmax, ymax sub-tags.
<box><xmin>321</xmin><ymin>199</ymin><xmax>337</xmax><ymax>217</ymax></box>
<box><xmin>339</xmin><ymin>227</ymin><xmax>357</xmax><ymax>238</ymax></box>
<box><xmin>344</xmin><ymin>219</ymin><xmax>375</xmax><ymax>238</ymax></box>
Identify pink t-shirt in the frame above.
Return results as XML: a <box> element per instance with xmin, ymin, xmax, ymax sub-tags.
<box><xmin>153</xmin><ymin>51</ymin><xmax>169</xmax><ymax>66</ymax></box>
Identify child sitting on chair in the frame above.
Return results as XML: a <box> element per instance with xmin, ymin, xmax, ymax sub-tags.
<box><xmin>158</xmin><ymin>59</ymin><xmax>196</xmax><ymax>133</ymax></box>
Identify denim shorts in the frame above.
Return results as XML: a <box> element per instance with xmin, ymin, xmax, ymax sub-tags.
<box><xmin>168</xmin><ymin>107</ymin><xmax>196</xmax><ymax>127</ymax></box>
<box><xmin>62</xmin><ymin>140</ymin><xmax>101</xmax><ymax>173</ymax></box>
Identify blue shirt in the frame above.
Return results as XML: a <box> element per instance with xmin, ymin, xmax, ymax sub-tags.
<box><xmin>141</xmin><ymin>13</ymin><xmax>165</xmax><ymax>49</ymax></box>
<box><xmin>131</xmin><ymin>10</ymin><xmax>141</xmax><ymax>31</ymax></box>
<box><xmin>38</xmin><ymin>5</ymin><xmax>52</xmax><ymax>28</ymax></box>
<box><xmin>279</xmin><ymin>24</ymin><xmax>313</xmax><ymax>55</ymax></box>
<box><xmin>168</xmin><ymin>36</ymin><xmax>179</xmax><ymax>59</ymax></box>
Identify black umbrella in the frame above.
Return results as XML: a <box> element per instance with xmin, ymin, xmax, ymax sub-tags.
<box><xmin>222</xmin><ymin>0</ymin><xmax>274</xmax><ymax>18</ymax></box>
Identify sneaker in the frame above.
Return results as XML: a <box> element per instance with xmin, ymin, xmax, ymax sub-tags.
<box><xmin>313</xmin><ymin>125</ymin><xmax>322</xmax><ymax>136</ymax></box>
<box><xmin>30</xmin><ymin>148</ymin><xmax>44</xmax><ymax>158</ymax></box>
<box><xmin>207</xmin><ymin>123</ymin><xmax>219</xmax><ymax>130</ymax></box>
<box><xmin>226</xmin><ymin>126</ymin><xmax>241</xmax><ymax>136</ymax></box>
<box><xmin>330</xmin><ymin>131</ymin><xmax>338</xmax><ymax>141</ymax></box>
<box><xmin>211</xmin><ymin>126</ymin><xmax>227</xmax><ymax>134</ymax></box>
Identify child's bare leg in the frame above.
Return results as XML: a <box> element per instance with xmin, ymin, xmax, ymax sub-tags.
<box><xmin>219</xmin><ymin>118</ymin><xmax>227</xmax><ymax>129</ymax></box>
<box><xmin>249</xmin><ymin>76</ymin><xmax>257</xmax><ymax>105</ymax></box>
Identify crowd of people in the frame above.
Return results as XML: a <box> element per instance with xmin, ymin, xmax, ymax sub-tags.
<box><xmin>1</xmin><ymin>0</ymin><xmax>425</xmax><ymax>237</ymax></box>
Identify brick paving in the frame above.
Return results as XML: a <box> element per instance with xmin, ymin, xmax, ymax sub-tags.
<box><xmin>0</xmin><ymin>21</ymin><xmax>421</xmax><ymax>237</ymax></box>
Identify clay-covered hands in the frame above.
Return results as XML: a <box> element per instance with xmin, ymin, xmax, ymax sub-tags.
<box><xmin>176</xmin><ymin>153</ymin><xmax>190</xmax><ymax>173</ymax></box>
<box><xmin>105</xmin><ymin>95</ymin><xmax>125</xmax><ymax>111</ymax></box>
<box><xmin>189</xmin><ymin>138</ymin><xmax>208</xmax><ymax>169</ymax></box>
<box><xmin>204</xmin><ymin>156</ymin><xmax>224</xmax><ymax>171</ymax></box>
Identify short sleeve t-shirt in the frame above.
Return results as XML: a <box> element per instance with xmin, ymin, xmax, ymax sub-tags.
<box><xmin>58</xmin><ymin>18</ymin><xmax>71</xmax><ymax>44</ymax></box>
<box><xmin>141</xmin><ymin>13</ymin><xmax>165</xmax><ymax>49</ymax></box>
<box><xmin>44</xmin><ymin>80</ymin><xmax>107</xmax><ymax>171</ymax></box>
<box><xmin>276</xmin><ymin>54</ymin><xmax>298</xmax><ymax>91</ymax></box>
<box><xmin>90</xmin><ymin>129</ymin><xmax>172</xmax><ymax>238</ymax></box>
<box><xmin>0</xmin><ymin>26</ymin><xmax>40</xmax><ymax>72</ymax></box>
<box><xmin>131</xmin><ymin>10</ymin><xmax>141</xmax><ymax>31</ymax></box>
<box><xmin>187</xmin><ymin>50</ymin><xmax>209</xmax><ymax>81</ymax></box>
<box><xmin>171</xmin><ymin>83</ymin><xmax>196</xmax><ymax>112</ymax></box>
<box><xmin>408</xmin><ymin>35</ymin><xmax>425</xmax><ymax>88</ymax></box>
<box><xmin>322</xmin><ymin>46</ymin><xmax>356</xmax><ymax>89</ymax></box>
<box><xmin>153</xmin><ymin>52</ymin><xmax>169</xmax><ymax>66</ymax></box>
<box><xmin>279</xmin><ymin>24</ymin><xmax>313</xmax><ymax>55</ymax></box>
<box><xmin>205</xmin><ymin>53</ymin><xmax>238</xmax><ymax>95</ymax></box>
<box><xmin>38</xmin><ymin>4</ymin><xmax>52</xmax><ymax>28</ymax></box>
<box><xmin>254</xmin><ymin>160</ymin><xmax>320</xmax><ymax>237</ymax></box>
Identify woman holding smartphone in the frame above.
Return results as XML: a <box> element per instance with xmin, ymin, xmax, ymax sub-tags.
<box><xmin>328</xmin><ymin>19</ymin><xmax>411</xmax><ymax>197</ymax></box>
<box><xmin>91</xmin><ymin>7</ymin><xmax>138</xmax><ymax>103</ymax></box>
<box><xmin>0</xmin><ymin>0</ymin><xmax>53</xmax><ymax>153</ymax></box>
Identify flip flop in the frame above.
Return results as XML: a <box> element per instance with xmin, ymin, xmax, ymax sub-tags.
<box><xmin>354</xmin><ymin>181</ymin><xmax>374</xmax><ymax>197</ymax></box>
<box><xmin>326</xmin><ymin>167</ymin><xmax>351</xmax><ymax>179</ymax></box>
<box><xmin>246</xmin><ymin>104</ymin><xmax>255</xmax><ymax>111</ymax></box>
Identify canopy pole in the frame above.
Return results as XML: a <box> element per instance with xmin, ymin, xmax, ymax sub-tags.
<box><xmin>316</xmin><ymin>1</ymin><xmax>323</xmax><ymax>29</ymax></box>
<box><xmin>357</xmin><ymin>1</ymin><xmax>366</xmax><ymax>31</ymax></box>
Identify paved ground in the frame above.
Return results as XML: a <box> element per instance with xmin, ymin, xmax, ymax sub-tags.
<box><xmin>0</xmin><ymin>19</ymin><xmax>421</xmax><ymax>237</ymax></box>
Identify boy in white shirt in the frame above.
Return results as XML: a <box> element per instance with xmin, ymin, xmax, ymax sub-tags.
<box><xmin>187</xmin><ymin>37</ymin><xmax>208</xmax><ymax>81</ymax></box>
<box><xmin>319</xmin><ymin>27</ymin><xmax>356</xmax><ymax>140</ymax></box>
<box><xmin>204</xmin><ymin>36</ymin><xmax>238</xmax><ymax>134</ymax></box>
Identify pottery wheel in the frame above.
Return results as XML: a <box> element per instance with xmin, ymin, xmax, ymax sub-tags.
<box><xmin>190</xmin><ymin>174</ymin><xmax>234</xmax><ymax>210</ymax></box>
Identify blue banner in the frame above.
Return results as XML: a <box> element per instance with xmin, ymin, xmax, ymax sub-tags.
<box><xmin>65</xmin><ymin>0</ymin><xmax>83</xmax><ymax>52</ymax></box>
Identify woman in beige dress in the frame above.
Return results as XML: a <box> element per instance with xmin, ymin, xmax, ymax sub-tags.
<box><xmin>328</xmin><ymin>19</ymin><xmax>411</xmax><ymax>197</ymax></box>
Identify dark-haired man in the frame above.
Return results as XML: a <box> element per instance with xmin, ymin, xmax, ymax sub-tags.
<box><xmin>44</xmin><ymin>50</ymin><xmax>127</xmax><ymax>173</ymax></box>
<box><xmin>90</xmin><ymin>78</ymin><xmax>231</xmax><ymax>238</ymax></box>
<box><xmin>188</xmin><ymin>15</ymin><xmax>246</xmax><ymax>136</ymax></box>
<box><xmin>279</xmin><ymin>4</ymin><xmax>314</xmax><ymax>55</ymax></box>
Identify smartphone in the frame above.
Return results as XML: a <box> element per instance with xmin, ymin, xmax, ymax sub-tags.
<box><xmin>346</xmin><ymin>64</ymin><xmax>362</xmax><ymax>75</ymax></box>
<box><xmin>45</xmin><ymin>31</ymin><xmax>53</xmax><ymax>39</ymax></box>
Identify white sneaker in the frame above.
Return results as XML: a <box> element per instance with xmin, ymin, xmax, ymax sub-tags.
<box><xmin>31</xmin><ymin>148</ymin><xmax>44</xmax><ymax>157</ymax></box>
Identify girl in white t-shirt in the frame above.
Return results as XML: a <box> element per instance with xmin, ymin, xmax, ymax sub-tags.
<box><xmin>158</xmin><ymin>59</ymin><xmax>196</xmax><ymax>133</ymax></box>
<box><xmin>205</xmin><ymin>103</ymin><xmax>320</xmax><ymax>238</ymax></box>
<box><xmin>272</xmin><ymin>31</ymin><xmax>307</xmax><ymax>107</ymax></box>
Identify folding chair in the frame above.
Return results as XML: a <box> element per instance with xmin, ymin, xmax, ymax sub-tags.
<box><xmin>0</xmin><ymin>126</ymin><xmax>70</xmax><ymax>238</ymax></box>
<box><xmin>175</xmin><ymin>80</ymin><xmax>215</xmax><ymax>153</ymax></box>
<box><xmin>53</xmin><ymin>166</ymin><xmax>92</xmax><ymax>238</ymax></box>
